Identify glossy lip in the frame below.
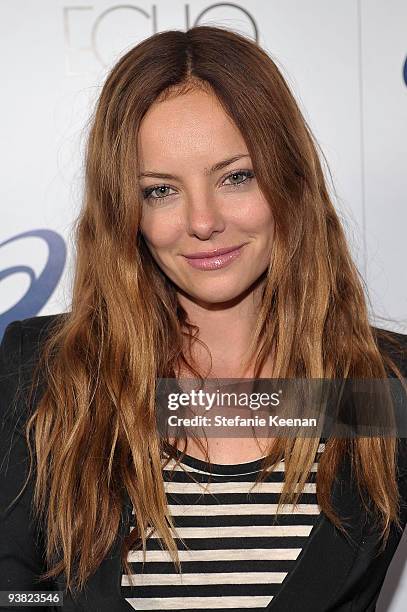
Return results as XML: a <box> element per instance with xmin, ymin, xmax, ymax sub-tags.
<box><xmin>183</xmin><ymin>243</ymin><xmax>247</xmax><ymax>271</ymax></box>
<box><xmin>183</xmin><ymin>243</ymin><xmax>247</xmax><ymax>259</ymax></box>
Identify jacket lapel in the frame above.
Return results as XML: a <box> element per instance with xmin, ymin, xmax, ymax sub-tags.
<box><xmin>55</xmin><ymin>453</ymin><xmax>366</xmax><ymax>611</ymax></box>
<box><xmin>55</xmin><ymin>497</ymin><xmax>134</xmax><ymax>611</ymax></box>
<box><xmin>265</xmin><ymin>452</ymin><xmax>365</xmax><ymax>611</ymax></box>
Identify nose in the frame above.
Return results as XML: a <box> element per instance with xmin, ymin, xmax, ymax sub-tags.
<box><xmin>184</xmin><ymin>191</ymin><xmax>226</xmax><ymax>240</ymax></box>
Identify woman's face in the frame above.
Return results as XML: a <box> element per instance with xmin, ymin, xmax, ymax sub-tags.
<box><xmin>138</xmin><ymin>88</ymin><xmax>274</xmax><ymax>308</ymax></box>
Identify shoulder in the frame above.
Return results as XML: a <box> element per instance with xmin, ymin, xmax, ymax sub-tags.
<box><xmin>371</xmin><ymin>326</ymin><xmax>407</xmax><ymax>483</ymax></box>
<box><xmin>371</xmin><ymin>325</ymin><xmax>407</xmax><ymax>377</ymax></box>
<box><xmin>1</xmin><ymin>313</ymin><xmax>68</xmax><ymax>368</ymax></box>
<box><xmin>0</xmin><ymin>314</ymin><xmax>68</xmax><ymax>418</ymax></box>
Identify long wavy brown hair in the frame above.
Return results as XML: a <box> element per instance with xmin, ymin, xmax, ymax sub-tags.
<box><xmin>11</xmin><ymin>25</ymin><xmax>407</xmax><ymax>594</ymax></box>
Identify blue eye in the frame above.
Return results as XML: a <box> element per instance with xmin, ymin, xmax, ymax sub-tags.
<box><xmin>142</xmin><ymin>184</ymin><xmax>174</xmax><ymax>200</ymax></box>
<box><xmin>223</xmin><ymin>169</ymin><xmax>255</xmax><ymax>187</ymax></box>
<box><xmin>141</xmin><ymin>169</ymin><xmax>255</xmax><ymax>202</ymax></box>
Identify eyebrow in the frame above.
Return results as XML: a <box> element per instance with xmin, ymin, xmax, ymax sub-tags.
<box><xmin>138</xmin><ymin>154</ymin><xmax>251</xmax><ymax>180</ymax></box>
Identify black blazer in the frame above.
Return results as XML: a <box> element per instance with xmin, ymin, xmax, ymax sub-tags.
<box><xmin>1</xmin><ymin>314</ymin><xmax>407</xmax><ymax>612</ymax></box>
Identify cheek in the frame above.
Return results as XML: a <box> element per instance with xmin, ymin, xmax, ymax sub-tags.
<box><xmin>140</xmin><ymin>214</ymin><xmax>181</xmax><ymax>251</ymax></box>
<box><xmin>255</xmin><ymin>197</ymin><xmax>274</xmax><ymax>228</ymax></box>
<box><xmin>233</xmin><ymin>196</ymin><xmax>274</xmax><ymax>232</ymax></box>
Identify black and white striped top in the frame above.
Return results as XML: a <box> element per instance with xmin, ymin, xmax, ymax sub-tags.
<box><xmin>121</xmin><ymin>442</ymin><xmax>325</xmax><ymax>610</ymax></box>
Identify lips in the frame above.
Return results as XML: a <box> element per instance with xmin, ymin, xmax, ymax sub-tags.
<box><xmin>183</xmin><ymin>243</ymin><xmax>247</xmax><ymax>271</ymax></box>
<box><xmin>183</xmin><ymin>244</ymin><xmax>246</xmax><ymax>258</ymax></box>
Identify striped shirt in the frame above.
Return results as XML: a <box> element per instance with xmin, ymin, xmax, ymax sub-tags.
<box><xmin>121</xmin><ymin>442</ymin><xmax>325</xmax><ymax>610</ymax></box>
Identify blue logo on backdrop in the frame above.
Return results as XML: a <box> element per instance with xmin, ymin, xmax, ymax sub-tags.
<box><xmin>0</xmin><ymin>229</ymin><xmax>66</xmax><ymax>340</ymax></box>
<box><xmin>403</xmin><ymin>55</ymin><xmax>407</xmax><ymax>87</ymax></box>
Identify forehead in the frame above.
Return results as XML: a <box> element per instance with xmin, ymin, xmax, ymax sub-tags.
<box><xmin>137</xmin><ymin>89</ymin><xmax>248</xmax><ymax>169</ymax></box>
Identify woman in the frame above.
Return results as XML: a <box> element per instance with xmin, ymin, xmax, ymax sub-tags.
<box><xmin>1</xmin><ymin>25</ymin><xmax>407</xmax><ymax>612</ymax></box>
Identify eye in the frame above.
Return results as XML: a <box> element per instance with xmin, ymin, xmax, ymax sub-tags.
<box><xmin>141</xmin><ymin>184</ymin><xmax>176</xmax><ymax>201</ymax></box>
<box><xmin>141</xmin><ymin>169</ymin><xmax>255</xmax><ymax>202</ymax></box>
<box><xmin>223</xmin><ymin>169</ymin><xmax>255</xmax><ymax>187</ymax></box>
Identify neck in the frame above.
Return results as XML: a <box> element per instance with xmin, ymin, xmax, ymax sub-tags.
<box><xmin>176</xmin><ymin>276</ymin><xmax>272</xmax><ymax>378</ymax></box>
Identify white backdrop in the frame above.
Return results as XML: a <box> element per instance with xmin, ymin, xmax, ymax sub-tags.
<box><xmin>1</xmin><ymin>1</ymin><xmax>407</xmax><ymax>608</ymax></box>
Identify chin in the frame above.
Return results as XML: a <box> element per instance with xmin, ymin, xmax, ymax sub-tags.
<box><xmin>189</xmin><ymin>286</ymin><xmax>248</xmax><ymax>305</ymax></box>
